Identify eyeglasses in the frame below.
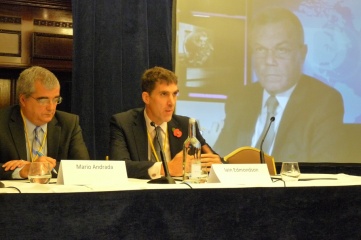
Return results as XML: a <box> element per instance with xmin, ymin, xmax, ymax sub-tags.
<box><xmin>30</xmin><ymin>96</ymin><xmax>63</xmax><ymax>105</ymax></box>
<box><xmin>252</xmin><ymin>45</ymin><xmax>300</xmax><ymax>59</ymax></box>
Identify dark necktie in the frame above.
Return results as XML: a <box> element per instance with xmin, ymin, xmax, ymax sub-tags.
<box><xmin>151</xmin><ymin>126</ymin><xmax>163</xmax><ymax>162</ymax></box>
<box><xmin>256</xmin><ymin>95</ymin><xmax>279</xmax><ymax>154</ymax></box>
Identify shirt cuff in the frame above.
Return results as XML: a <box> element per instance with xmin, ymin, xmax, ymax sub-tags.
<box><xmin>148</xmin><ymin>162</ymin><xmax>162</xmax><ymax>179</ymax></box>
<box><xmin>11</xmin><ymin>166</ymin><xmax>25</xmax><ymax>179</ymax></box>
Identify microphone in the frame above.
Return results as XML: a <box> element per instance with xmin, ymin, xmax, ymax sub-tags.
<box><xmin>148</xmin><ymin>122</ymin><xmax>176</xmax><ymax>184</ymax></box>
<box><xmin>259</xmin><ymin>116</ymin><xmax>275</xmax><ymax>164</ymax></box>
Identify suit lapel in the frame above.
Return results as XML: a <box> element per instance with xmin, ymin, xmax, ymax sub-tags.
<box><xmin>273</xmin><ymin>79</ymin><xmax>306</xmax><ymax>153</ymax></box>
<box><xmin>167</xmin><ymin>118</ymin><xmax>186</xmax><ymax>158</ymax></box>
<box><xmin>237</xmin><ymin>86</ymin><xmax>263</xmax><ymax>146</ymax></box>
<box><xmin>47</xmin><ymin>116</ymin><xmax>61</xmax><ymax>159</ymax></box>
<box><xmin>132</xmin><ymin>109</ymin><xmax>149</xmax><ymax>161</ymax></box>
<box><xmin>9</xmin><ymin>108</ymin><xmax>27</xmax><ymax>160</ymax></box>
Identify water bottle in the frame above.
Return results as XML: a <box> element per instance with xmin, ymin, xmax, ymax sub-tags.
<box><xmin>183</xmin><ymin>118</ymin><xmax>207</xmax><ymax>183</ymax></box>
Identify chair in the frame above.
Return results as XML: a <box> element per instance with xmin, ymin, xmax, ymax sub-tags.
<box><xmin>224</xmin><ymin>146</ymin><xmax>277</xmax><ymax>175</ymax></box>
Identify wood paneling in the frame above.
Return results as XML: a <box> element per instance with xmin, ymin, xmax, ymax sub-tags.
<box><xmin>0</xmin><ymin>1</ymin><xmax>73</xmax><ymax>112</ymax></box>
<box><xmin>0</xmin><ymin>0</ymin><xmax>71</xmax><ymax>10</ymax></box>
<box><xmin>0</xmin><ymin>79</ymin><xmax>13</xmax><ymax>108</ymax></box>
<box><xmin>0</xmin><ymin>30</ymin><xmax>21</xmax><ymax>57</ymax></box>
<box><xmin>0</xmin><ymin>2</ymin><xmax>73</xmax><ymax>69</ymax></box>
<box><xmin>32</xmin><ymin>32</ymin><xmax>72</xmax><ymax>60</ymax></box>
<box><xmin>0</xmin><ymin>79</ymin><xmax>17</xmax><ymax>108</ymax></box>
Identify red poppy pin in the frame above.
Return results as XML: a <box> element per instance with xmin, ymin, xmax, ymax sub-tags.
<box><xmin>172</xmin><ymin>128</ymin><xmax>182</xmax><ymax>138</ymax></box>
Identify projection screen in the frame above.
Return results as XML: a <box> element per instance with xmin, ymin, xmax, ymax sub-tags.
<box><xmin>175</xmin><ymin>0</ymin><xmax>361</xmax><ymax>163</ymax></box>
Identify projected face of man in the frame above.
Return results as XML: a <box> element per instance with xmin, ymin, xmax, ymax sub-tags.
<box><xmin>251</xmin><ymin>20</ymin><xmax>307</xmax><ymax>95</ymax></box>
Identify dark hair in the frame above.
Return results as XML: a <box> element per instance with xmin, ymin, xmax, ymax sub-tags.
<box><xmin>141</xmin><ymin>66</ymin><xmax>178</xmax><ymax>94</ymax></box>
<box><xmin>250</xmin><ymin>7</ymin><xmax>304</xmax><ymax>43</ymax></box>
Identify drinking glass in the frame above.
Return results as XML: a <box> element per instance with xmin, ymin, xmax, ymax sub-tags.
<box><xmin>28</xmin><ymin>162</ymin><xmax>52</xmax><ymax>184</ymax></box>
<box><xmin>280</xmin><ymin>162</ymin><xmax>301</xmax><ymax>182</ymax></box>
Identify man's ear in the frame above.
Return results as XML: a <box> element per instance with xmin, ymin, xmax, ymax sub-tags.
<box><xmin>19</xmin><ymin>94</ymin><xmax>26</xmax><ymax>107</ymax></box>
<box><xmin>142</xmin><ymin>92</ymin><xmax>149</xmax><ymax>104</ymax></box>
<box><xmin>300</xmin><ymin>44</ymin><xmax>308</xmax><ymax>62</ymax></box>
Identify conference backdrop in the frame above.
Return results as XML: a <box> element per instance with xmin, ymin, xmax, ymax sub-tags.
<box><xmin>175</xmin><ymin>0</ymin><xmax>361</xmax><ymax>163</ymax></box>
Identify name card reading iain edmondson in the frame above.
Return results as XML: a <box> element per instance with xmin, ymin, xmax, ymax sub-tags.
<box><xmin>208</xmin><ymin>164</ymin><xmax>272</xmax><ymax>185</ymax></box>
<box><xmin>57</xmin><ymin>160</ymin><xmax>128</xmax><ymax>186</ymax></box>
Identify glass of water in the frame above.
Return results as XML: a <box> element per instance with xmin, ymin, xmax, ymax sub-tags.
<box><xmin>280</xmin><ymin>162</ymin><xmax>301</xmax><ymax>182</ymax></box>
<box><xmin>28</xmin><ymin>162</ymin><xmax>52</xmax><ymax>184</ymax></box>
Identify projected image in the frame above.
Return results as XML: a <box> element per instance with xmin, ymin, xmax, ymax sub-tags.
<box><xmin>175</xmin><ymin>0</ymin><xmax>361</xmax><ymax>163</ymax></box>
<box><xmin>180</xmin><ymin>25</ymin><xmax>214</xmax><ymax>67</ymax></box>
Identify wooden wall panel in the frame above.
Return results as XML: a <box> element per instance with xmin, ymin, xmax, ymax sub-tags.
<box><xmin>0</xmin><ymin>1</ymin><xmax>73</xmax><ymax>111</ymax></box>
<box><xmin>32</xmin><ymin>32</ymin><xmax>72</xmax><ymax>60</ymax></box>
<box><xmin>0</xmin><ymin>30</ymin><xmax>21</xmax><ymax>57</ymax></box>
<box><xmin>0</xmin><ymin>79</ymin><xmax>11</xmax><ymax>108</ymax></box>
<box><xmin>0</xmin><ymin>2</ymin><xmax>73</xmax><ymax>69</ymax></box>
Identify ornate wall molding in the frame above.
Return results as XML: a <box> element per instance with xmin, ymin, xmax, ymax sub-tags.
<box><xmin>34</xmin><ymin>19</ymin><xmax>72</xmax><ymax>28</ymax></box>
<box><xmin>0</xmin><ymin>16</ymin><xmax>22</xmax><ymax>24</ymax></box>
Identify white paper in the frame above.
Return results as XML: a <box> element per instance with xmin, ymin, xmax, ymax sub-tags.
<box><xmin>208</xmin><ymin>164</ymin><xmax>272</xmax><ymax>185</ymax></box>
<box><xmin>57</xmin><ymin>160</ymin><xmax>128</xmax><ymax>186</ymax></box>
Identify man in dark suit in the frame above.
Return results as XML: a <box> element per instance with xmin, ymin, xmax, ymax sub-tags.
<box><xmin>0</xmin><ymin>66</ymin><xmax>89</xmax><ymax>180</ymax></box>
<box><xmin>214</xmin><ymin>7</ymin><xmax>345</xmax><ymax>163</ymax></box>
<box><xmin>109</xmin><ymin>66</ymin><xmax>221</xmax><ymax>179</ymax></box>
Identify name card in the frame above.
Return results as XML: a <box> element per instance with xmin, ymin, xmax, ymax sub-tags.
<box><xmin>57</xmin><ymin>160</ymin><xmax>128</xmax><ymax>186</ymax></box>
<box><xmin>208</xmin><ymin>164</ymin><xmax>272</xmax><ymax>185</ymax></box>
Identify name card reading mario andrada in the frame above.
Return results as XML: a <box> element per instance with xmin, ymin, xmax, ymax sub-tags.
<box><xmin>208</xmin><ymin>164</ymin><xmax>272</xmax><ymax>185</ymax></box>
<box><xmin>57</xmin><ymin>160</ymin><xmax>128</xmax><ymax>186</ymax></box>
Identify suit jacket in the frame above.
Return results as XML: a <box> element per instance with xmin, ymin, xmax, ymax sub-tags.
<box><xmin>109</xmin><ymin>108</ymin><xmax>213</xmax><ymax>179</ymax></box>
<box><xmin>0</xmin><ymin>105</ymin><xmax>90</xmax><ymax>179</ymax></box>
<box><xmin>214</xmin><ymin>75</ymin><xmax>346</xmax><ymax>163</ymax></box>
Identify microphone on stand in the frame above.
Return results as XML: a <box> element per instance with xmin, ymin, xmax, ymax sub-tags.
<box><xmin>148</xmin><ymin>122</ymin><xmax>176</xmax><ymax>184</ymax></box>
<box><xmin>259</xmin><ymin>116</ymin><xmax>275</xmax><ymax>164</ymax></box>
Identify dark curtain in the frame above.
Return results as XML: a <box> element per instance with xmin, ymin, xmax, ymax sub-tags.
<box><xmin>72</xmin><ymin>0</ymin><xmax>173</xmax><ymax>159</ymax></box>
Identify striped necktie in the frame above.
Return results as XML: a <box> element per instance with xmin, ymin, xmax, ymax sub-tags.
<box><xmin>151</xmin><ymin>126</ymin><xmax>163</xmax><ymax>162</ymax></box>
<box><xmin>32</xmin><ymin>126</ymin><xmax>43</xmax><ymax>159</ymax></box>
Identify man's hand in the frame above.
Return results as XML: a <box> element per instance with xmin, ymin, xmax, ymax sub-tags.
<box><xmin>161</xmin><ymin>150</ymin><xmax>223</xmax><ymax>177</ymax></box>
<box><xmin>2</xmin><ymin>156</ymin><xmax>56</xmax><ymax>178</ymax></box>
<box><xmin>2</xmin><ymin>160</ymin><xmax>30</xmax><ymax>171</ymax></box>
<box><xmin>19</xmin><ymin>156</ymin><xmax>57</xmax><ymax>178</ymax></box>
<box><xmin>200</xmin><ymin>153</ymin><xmax>222</xmax><ymax>173</ymax></box>
<box><xmin>162</xmin><ymin>151</ymin><xmax>184</xmax><ymax>177</ymax></box>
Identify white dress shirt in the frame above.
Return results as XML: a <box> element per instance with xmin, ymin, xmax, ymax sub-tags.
<box><xmin>144</xmin><ymin>111</ymin><xmax>171</xmax><ymax>179</ymax></box>
<box><xmin>251</xmin><ymin>85</ymin><xmax>296</xmax><ymax>154</ymax></box>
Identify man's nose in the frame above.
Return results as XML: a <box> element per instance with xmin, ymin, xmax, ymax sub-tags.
<box><xmin>265</xmin><ymin>49</ymin><xmax>278</xmax><ymax>65</ymax></box>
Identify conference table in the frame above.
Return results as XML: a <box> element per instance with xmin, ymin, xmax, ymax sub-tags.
<box><xmin>1</xmin><ymin>174</ymin><xmax>361</xmax><ymax>239</ymax></box>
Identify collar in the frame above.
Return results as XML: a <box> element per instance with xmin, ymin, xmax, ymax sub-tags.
<box><xmin>144</xmin><ymin>110</ymin><xmax>167</xmax><ymax>134</ymax></box>
<box><xmin>262</xmin><ymin>84</ymin><xmax>297</xmax><ymax>110</ymax></box>
<box><xmin>21</xmin><ymin>111</ymin><xmax>48</xmax><ymax>133</ymax></box>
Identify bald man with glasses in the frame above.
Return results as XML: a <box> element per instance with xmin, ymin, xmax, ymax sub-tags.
<box><xmin>0</xmin><ymin>66</ymin><xmax>89</xmax><ymax>180</ymax></box>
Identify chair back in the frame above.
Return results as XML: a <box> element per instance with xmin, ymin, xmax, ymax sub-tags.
<box><xmin>224</xmin><ymin>146</ymin><xmax>277</xmax><ymax>175</ymax></box>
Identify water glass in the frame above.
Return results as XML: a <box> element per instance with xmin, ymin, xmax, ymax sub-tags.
<box><xmin>280</xmin><ymin>162</ymin><xmax>301</xmax><ymax>182</ymax></box>
<box><xmin>28</xmin><ymin>162</ymin><xmax>52</xmax><ymax>184</ymax></box>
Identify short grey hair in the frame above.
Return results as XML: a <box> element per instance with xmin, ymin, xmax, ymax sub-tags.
<box><xmin>16</xmin><ymin>66</ymin><xmax>60</xmax><ymax>99</ymax></box>
<box><xmin>250</xmin><ymin>7</ymin><xmax>305</xmax><ymax>44</ymax></box>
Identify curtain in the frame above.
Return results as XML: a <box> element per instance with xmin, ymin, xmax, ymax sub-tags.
<box><xmin>72</xmin><ymin>0</ymin><xmax>173</xmax><ymax>159</ymax></box>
